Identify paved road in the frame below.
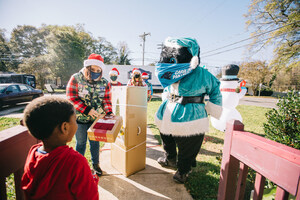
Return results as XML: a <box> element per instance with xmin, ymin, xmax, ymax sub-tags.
<box><xmin>239</xmin><ymin>96</ymin><xmax>278</xmax><ymax>109</ymax></box>
<box><xmin>0</xmin><ymin>94</ymin><xmax>277</xmax><ymax>118</ymax></box>
<box><xmin>0</xmin><ymin>94</ymin><xmax>66</xmax><ymax>118</ymax></box>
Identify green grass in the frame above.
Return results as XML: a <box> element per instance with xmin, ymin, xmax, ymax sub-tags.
<box><xmin>67</xmin><ymin>134</ymin><xmax>105</xmax><ymax>167</ymax></box>
<box><xmin>43</xmin><ymin>88</ymin><xmax>66</xmax><ymax>94</ymax></box>
<box><xmin>147</xmin><ymin>100</ymin><xmax>272</xmax><ymax>200</ymax></box>
<box><xmin>0</xmin><ymin>117</ymin><xmax>20</xmax><ymax>131</ymax></box>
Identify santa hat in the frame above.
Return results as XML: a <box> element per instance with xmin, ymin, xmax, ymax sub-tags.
<box><xmin>132</xmin><ymin>68</ymin><xmax>141</xmax><ymax>74</ymax></box>
<box><xmin>109</xmin><ymin>68</ymin><xmax>119</xmax><ymax>76</ymax></box>
<box><xmin>84</xmin><ymin>53</ymin><xmax>105</xmax><ymax>71</ymax></box>
<box><xmin>164</xmin><ymin>37</ymin><xmax>200</xmax><ymax>69</ymax></box>
<box><xmin>142</xmin><ymin>72</ymin><xmax>149</xmax><ymax>79</ymax></box>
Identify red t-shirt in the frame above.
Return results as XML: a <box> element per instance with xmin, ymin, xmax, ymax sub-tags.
<box><xmin>21</xmin><ymin>143</ymin><xmax>99</xmax><ymax>200</ymax></box>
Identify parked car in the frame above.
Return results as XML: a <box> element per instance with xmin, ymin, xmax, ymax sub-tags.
<box><xmin>0</xmin><ymin>83</ymin><xmax>43</xmax><ymax>109</ymax></box>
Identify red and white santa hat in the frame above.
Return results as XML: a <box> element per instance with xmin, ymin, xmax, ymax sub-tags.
<box><xmin>84</xmin><ymin>53</ymin><xmax>105</xmax><ymax>71</ymax></box>
<box><xmin>109</xmin><ymin>68</ymin><xmax>120</xmax><ymax>76</ymax></box>
<box><xmin>142</xmin><ymin>72</ymin><xmax>149</xmax><ymax>79</ymax></box>
<box><xmin>132</xmin><ymin>68</ymin><xmax>141</xmax><ymax>74</ymax></box>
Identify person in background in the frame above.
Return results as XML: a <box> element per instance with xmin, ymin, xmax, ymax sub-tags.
<box><xmin>107</xmin><ymin>67</ymin><xmax>122</xmax><ymax>100</ymax></box>
<box><xmin>21</xmin><ymin>96</ymin><xmax>99</xmax><ymax>200</ymax></box>
<box><xmin>66</xmin><ymin>53</ymin><xmax>113</xmax><ymax>176</ymax></box>
<box><xmin>142</xmin><ymin>72</ymin><xmax>153</xmax><ymax>102</ymax></box>
<box><xmin>127</xmin><ymin>68</ymin><xmax>147</xmax><ymax>87</ymax></box>
<box><xmin>109</xmin><ymin>68</ymin><xmax>122</xmax><ymax>86</ymax></box>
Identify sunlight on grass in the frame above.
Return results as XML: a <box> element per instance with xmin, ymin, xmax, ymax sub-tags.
<box><xmin>0</xmin><ymin>117</ymin><xmax>20</xmax><ymax>131</ymax></box>
<box><xmin>68</xmin><ymin>136</ymin><xmax>104</xmax><ymax>167</ymax></box>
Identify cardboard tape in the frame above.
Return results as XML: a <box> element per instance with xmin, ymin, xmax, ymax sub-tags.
<box><xmin>114</xmin><ymin>104</ymin><xmax>147</xmax><ymax>108</ymax></box>
<box><xmin>112</xmin><ymin>141</ymin><xmax>146</xmax><ymax>153</ymax></box>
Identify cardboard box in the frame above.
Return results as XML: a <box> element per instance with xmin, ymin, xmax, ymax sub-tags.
<box><xmin>111</xmin><ymin>86</ymin><xmax>147</xmax><ymax>149</ymax></box>
<box><xmin>111</xmin><ymin>138</ymin><xmax>146</xmax><ymax>177</ymax></box>
<box><xmin>87</xmin><ymin>115</ymin><xmax>123</xmax><ymax>142</ymax></box>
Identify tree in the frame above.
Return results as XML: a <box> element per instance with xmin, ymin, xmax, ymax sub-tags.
<box><xmin>0</xmin><ymin>29</ymin><xmax>10</xmax><ymax>71</ymax></box>
<box><xmin>245</xmin><ymin>0</ymin><xmax>300</xmax><ymax>70</ymax></box>
<box><xmin>18</xmin><ymin>55</ymin><xmax>52</xmax><ymax>89</ymax></box>
<box><xmin>91</xmin><ymin>37</ymin><xmax>117</xmax><ymax>64</ymax></box>
<box><xmin>115</xmin><ymin>42</ymin><xmax>131</xmax><ymax>65</ymax></box>
<box><xmin>239</xmin><ymin>60</ymin><xmax>273</xmax><ymax>95</ymax></box>
<box><xmin>45</xmin><ymin>26</ymin><xmax>87</xmax><ymax>84</ymax></box>
<box><xmin>271</xmin><ymin>65</ymin><xmax>300</xmax><ymax>91</ymax></box>
<box><xmin>9</xmin><ymin>25</ymin><xmax>47</xmax><ymax>61</ymax></box>
<box><xmin>0</xmin><ymin>29</ymin><xmax>19</xmax><ymax>72</ymax></box>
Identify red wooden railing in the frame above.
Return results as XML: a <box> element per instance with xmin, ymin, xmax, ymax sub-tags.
<box><xmin>218</xmin><ymin>120</ymin><xmax>300</xmax><ymax>200</ymax></box>
<box><xmin>0</xmin><ymin>125</ymin><xmax>38</xmax><ymax>200</ymax></box>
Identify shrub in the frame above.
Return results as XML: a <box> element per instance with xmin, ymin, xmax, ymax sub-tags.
<box><xmin>260</xmin><ymin>87</ymin><xmax>273</xmax><ymax>96</ymax></box>
<box><xmin>263</xmin><ymin>90</ymin><xmax>300</xmax><ymax>149</ymax></box>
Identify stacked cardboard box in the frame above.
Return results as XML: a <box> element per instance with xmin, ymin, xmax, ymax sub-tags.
<box><xmin>111</xmin><ymin>86</ymin><xmax>147</xmax><ymax>177</ymax></box>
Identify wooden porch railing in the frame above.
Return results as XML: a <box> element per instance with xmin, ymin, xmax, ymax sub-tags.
<box><xmin>218</xmin><ymin>120</ymin><xmax>300</xmax><ymax>200</ymax></box>
<box><xmin>0</xmin><ymin>125</ymin><xmax>39</xmax><ymax>200</ymax></box>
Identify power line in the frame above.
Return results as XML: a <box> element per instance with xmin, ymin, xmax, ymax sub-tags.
<box><xmin>196</xmin><ymin>0</ymin><xmax>228</xmax><ymax>25</ymax></box>
<box><xmin>201</xmin><ymin>20</ymin><xmax>300</xmax><ymax>55</ymax></box>
<box><xmin>204</xmin><ymin>30</ymin><xmax>250</xmax><ymax>49</ymax></box>
<box><xmin>201</xmin><ymin>31</ymin><xmax>292</xmax><ymax>58</ymax></box>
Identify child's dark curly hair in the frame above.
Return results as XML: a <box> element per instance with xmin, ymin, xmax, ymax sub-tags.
<box><xmin>23</xmin><ymin>96</ymin><xmax>75</xmax><ymax>140</ymax></box>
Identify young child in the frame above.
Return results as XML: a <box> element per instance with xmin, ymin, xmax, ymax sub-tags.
<box><xmin>21</xmin><ymin>96</ymin><xmax>99</xmax><ymax>200</ymax></box>
<box><xmin>107</xmin><ymin>68</ymin><xmax>122</xmax><ymax>100</ymax></box>
<box><xmin>108</xmin><ymin>67</ymin><xmax>122</xmax><ymax>87</ymax></box>
<box><xmin>127</xmin><ymin>68</ymin><xmax>147</xmax><ymax>87</ymax></box>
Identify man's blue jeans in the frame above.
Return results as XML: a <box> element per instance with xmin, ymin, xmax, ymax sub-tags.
<box><xmin>75</xmin><ymin>123</ymin><xmax>99</xmax><ymax>164</ymax></box>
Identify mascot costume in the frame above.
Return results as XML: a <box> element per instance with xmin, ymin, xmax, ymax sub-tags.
<box><xmin>155</xmin><ymin>37</ymin><xmax>222</xmax><ymax>183</ymax></box>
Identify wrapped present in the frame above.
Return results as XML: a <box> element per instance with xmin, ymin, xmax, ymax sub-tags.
<box><xmin>87</xmin><ymin>114</ymin><xmax>123</xmax><ymax>142</ymax></box>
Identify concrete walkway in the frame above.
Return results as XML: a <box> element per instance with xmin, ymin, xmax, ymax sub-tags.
<box><xmin>98</xmin><ymin>128</ymin><xmax>193</xmax><ymax>200</ymax></box>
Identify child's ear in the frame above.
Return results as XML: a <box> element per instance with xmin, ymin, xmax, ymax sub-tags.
<box><xmin>60</xmin><ymin>122</ymin><xmax>69</xmax><ymax>135</ymax></box>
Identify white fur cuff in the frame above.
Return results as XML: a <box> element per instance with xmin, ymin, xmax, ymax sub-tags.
<box><xmin>205</xmin><ymin>101</ymin><xmax>223</xmax><ymax>120</ymax></box>
<box><xmin>155</xmin><ymin>115</ymin><xmax>209</xmax><ymax>136</ymax></box>
<box><xmin>190</xmin><ymin>56</ymin><xmax>199</xmax><ymax>69</ymax></box>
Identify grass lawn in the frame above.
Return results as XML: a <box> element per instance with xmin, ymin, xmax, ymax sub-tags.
<box><xmin>0</xmin><ymin>117</ymin><xmax>21</xmax><ymax>131</ymax></box>
<box><xmin>147</xmin><ymin>99</ymin><xmax>271</xmax><ymax>200</ymax></box>
<box><xmin>43</xmin><ymin>88</ymin><xmax>66</xmax><ymax>94</ymax></box>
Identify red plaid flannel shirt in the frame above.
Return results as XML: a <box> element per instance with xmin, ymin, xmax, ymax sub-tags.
<box><xmin>67</xmin><ymin>76</ymin><xmax>112</xmax><ymax>115</ymax></box>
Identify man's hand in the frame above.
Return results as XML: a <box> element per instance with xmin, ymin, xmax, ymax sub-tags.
<box><xmin>88</xmin><ymin>109</ymin><xmax>100</xmax><ymax>118</ymax></box>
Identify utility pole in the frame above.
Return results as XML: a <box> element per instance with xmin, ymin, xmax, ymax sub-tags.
<box><xmin>139</xmin><ymin>32</ymin><xmax>151</xmax><ymax>65</ymax></box>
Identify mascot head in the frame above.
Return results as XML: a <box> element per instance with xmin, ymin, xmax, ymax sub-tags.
<box><xmin>159</xmin><ymin>37</ymin><xmax>200</xmax><ymax>69</ymax></box>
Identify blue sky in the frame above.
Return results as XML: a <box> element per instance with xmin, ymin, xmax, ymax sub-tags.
<box><xmin>0</xmin><ymin>0</ymin><xmax>273</xmax><ymax>67</ymax></box>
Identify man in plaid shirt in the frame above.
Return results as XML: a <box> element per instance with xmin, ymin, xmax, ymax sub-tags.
<box><xmin>66</xmin><ymin>53</ymin><xmax>112</xmax><ymax>176</ymax></box>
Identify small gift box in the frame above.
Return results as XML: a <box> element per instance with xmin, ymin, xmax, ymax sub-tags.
<box><xmin>87</xmin><ymin>114</ymin><xmax>123</xmax><ymax>142</ymax></box>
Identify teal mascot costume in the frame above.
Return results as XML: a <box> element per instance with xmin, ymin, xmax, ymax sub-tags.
<box><xmin>155</xmin><ymin>37</ymin><xmax>222</xmax><ymax>183</ymax></box>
